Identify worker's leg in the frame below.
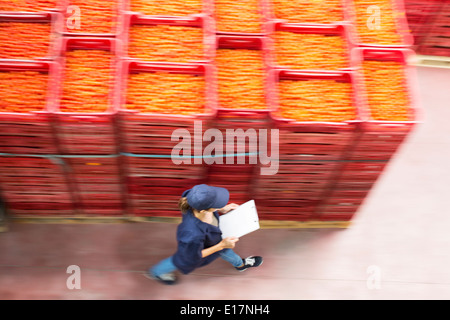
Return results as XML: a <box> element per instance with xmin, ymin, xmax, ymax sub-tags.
<box><xmin>148</xmin><ymin>256</ymin><xmax>178</xmax><ymax>284</ymax></box>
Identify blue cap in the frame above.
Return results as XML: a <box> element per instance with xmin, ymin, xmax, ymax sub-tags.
<box><xmin>182</xmin><ymin>184</ymin><xmax>230</xmax><ymax>211</ymax></box>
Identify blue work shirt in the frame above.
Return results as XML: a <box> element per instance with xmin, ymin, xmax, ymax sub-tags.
<box><xmin>172</xmin><ymin>209</ymin><xmax>223</xmax><ymax>274</ymax></box>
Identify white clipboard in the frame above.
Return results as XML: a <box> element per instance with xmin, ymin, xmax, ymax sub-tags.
<box><xmin>219</xmin><ymin>200</ymin><xmax>260</xmax><ymax>239</ymax></box>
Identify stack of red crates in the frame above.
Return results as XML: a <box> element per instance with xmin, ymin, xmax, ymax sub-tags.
<box><xmin>0</xmin><ymin>156</ymin><xmax>75</xmax><ymax>215</ymax></box>
<box><xmin>0</xmin><ymin>0</ymin><xmax>420</xmax><ymax>224</ymax></box>
<box><xmin>116</xmin><ymin>9</ymin><xmax>217</xmax><ymax>217</ymax></box>
<box><xmin>417</xmin><ymin>1</ymin><xmax>450</xmax><ymax>57</ymax></box>
<box><xmin>64</xmin><ymin>156</ymin><xmax>125</xmax><ymax>215</ymax></box>
<box><xmin>404</xmin><ymin>0</ymin><xmax>444</xmax><ymax>48</ymax></box>
<box><xmin>251</xmin><ymin>20</ymin><xmax>360</xmax><ymax>221</ymax></box>
<box><xmin>0</xmin><ymin>60</ymin><xmax>58</xmax><ymax>155</ymax></box>
<box><xmin>52</xmin><ymin>37</ymin><xmax>119</xmax><ymax>156</ymax></box>
<box><xmin>0</xmin><ymin>11</ymin><xmax>77</xmax><ymax>215</ymax></box>
<box><xmin>314</xmin><ymin>48</ymin><xmax>418</xmax><ymax>221</ymax></box>
<box><xmin>210</xmin><ymin>35</ymin><xmax>272</xmax><ymax>206</ymax></box>
<box><xmin>51</xmin><ymin>37</ymin><xmax>124</xmax><ymax>215</ymax></box>
<box><xmin>117</xmin><ymin>61</ymin><xmax>213</xmax><ymax>217</ymax></box>
<box><xmin>255</xmin><ymin>70</ymin><xmax>361</xmax><ymax>221</ymax></box>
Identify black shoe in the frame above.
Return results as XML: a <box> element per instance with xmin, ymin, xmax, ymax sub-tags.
<box><xmin>235</xmin><ymin>256</ymin><xmax>263</xmax><ymax>272</ymax></box>
<box><xmin>144</xmin><ymin>270</ymin><xmax>178</xmax><ymax>285</ymax></box>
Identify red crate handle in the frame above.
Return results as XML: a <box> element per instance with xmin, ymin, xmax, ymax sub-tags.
<box><xmin>65</xmin><ymin>38</ymin><xmax>113</xmax><ymax>51</ymax></box>
<box><xmin>128</xmin><ymin>61</ymin><xmax>206</xmax><ymax>74</ymax></box>
<box><xmin>217</xmin><ymin>36</ymin><xmax>263</xmax><ymax>49</ymax></box>
<box><xmin>0</xmin><ymin>60</ymin><xmax>50</xmax><ymax>71</ymax></box>
<box><xmin>217</xmin><ymin>109</ymin><xmax>270</xmax><ymax>118</ymax></box>
<box><xmin>131</xmin><ymin>13</ymin><xmax>203</xmax><ymax>27</ymax></box>
<box><xmin>363</xmin><ymin>50</ymin><xmax>405</xmax><ymax>62</ymax></box>
<box><xmin>278</xmin><ymin>70</ymin><xmax>351</xmax><ymax>82</ymax></box>
<box><xmin>0</xmin><ymin>12</ymin><xmax>51</xmax><ymax>21</ymax></box>
<box><xmin>274</xmin><ymin>21</ymin><xmax>343</xmax><ymax>34</ymax></box>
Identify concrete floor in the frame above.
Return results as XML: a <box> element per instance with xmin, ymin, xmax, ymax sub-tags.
<box><xmin>0</xmin><ymin>66</ymin><xmax>449</xmax><ymax>300</ymax></box>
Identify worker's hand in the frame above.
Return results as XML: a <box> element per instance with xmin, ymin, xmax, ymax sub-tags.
<box><xmin>218</xmin><ymin>203</ymin><xmax>239</xmax><ymax>214</ymax></box>
<box><xmin>220</xmin><ymin>237</ymin><xmax>239</xmax><ymax>249</ymax></box>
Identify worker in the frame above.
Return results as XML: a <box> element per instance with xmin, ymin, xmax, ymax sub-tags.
<box><xmin>147</xmin><ymin>184</ymin><xmax>263</xmax><ymax>285</ymax></box>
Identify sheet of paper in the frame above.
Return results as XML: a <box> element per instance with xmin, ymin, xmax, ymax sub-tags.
<box><xmin>219</xmin><ymin>200</ymin><xmax>260</xmax><ymax>239</ymax></box>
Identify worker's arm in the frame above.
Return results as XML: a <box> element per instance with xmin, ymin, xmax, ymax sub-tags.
<box><xmin>201</xmin><ymin>237</ymin><xmax>239</xmax><ymax>258</ymax></box>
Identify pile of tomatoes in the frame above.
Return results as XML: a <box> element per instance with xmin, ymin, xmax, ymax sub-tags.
<box><xmin>272</xmin><ymin>32</ymin><xmax>349</xmax><ymax>70</ymax></box>
<box><xmin>130</xmin><ymin>0</ymin><xmax>203</xmax><ymax>16</ymax></box>
<box><xmin>215</xmin><ymin>48</ymin><xmax>267</xmax><ymax>110</ymax></box>
<box><xmin>271</xmin><ymin>0</ymin><xmax>343</xmax><ymax>23</ymax></box>
<box><xmin>128</xmin><ymin>25</ymin><xmax>204</xmax><ymax>63</ymax></box>
<box><xmin>125</xmin><ymin>72</ymin><xmax>206</xmax><ymax>115</ymax></box>
<box><xmin>0</xmin><ymin>0</ymin><xmax>58</xmax><ymax>11</ymax></box>
<box><xmin>60</xmin><ymin>50</ymin><xmax>114</xmax><ymax>113</ymax></box>
<box><xmin>63</xmin><ymin>0</ymin><xmax>120</xmax><ymax>34</ymax></box>
<box><xmin>276</xmin><ymin>79</ymin><xmax>356</xmax><ymax>122</ymax></box>
<box><xmin>0</xmin><ymin>71</ymin><xmax>49</xmax><ymax>113</ymax></box>
<box><xmin>214</xmin><ymin>0</ymin><xmax>263</xmax><ymax>33</ymax></box>
<box><xmin>0</xmin><ymin>22</ymin><xmax>52</xmax><ymax>60</ymax></box>
<box><xmin>361</xmin><ymin>60</ymin><xmax>410</xmax><ymax>121</ymax></box>
<box><xmin>352</xmin><ymin>0</ymin><xmax>402</xmax><ymax>45</ymax></box>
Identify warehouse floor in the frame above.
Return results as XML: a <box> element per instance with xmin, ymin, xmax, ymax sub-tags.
<box><xmin>0</xmin><ymin>65</ymin><xmax>449</xmax><ymax>300</ymax></box>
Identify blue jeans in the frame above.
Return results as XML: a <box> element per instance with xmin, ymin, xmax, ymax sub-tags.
<box><xmin>150</xmin><ymin>249</ymin><xmax>243</xmax><ymax>277</ymax></box>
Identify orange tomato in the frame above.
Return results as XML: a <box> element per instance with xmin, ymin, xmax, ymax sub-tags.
<box><xmin>353</xmin><ymin>0</ymin><xmax>403</xmax><ymax>45</ymax></box>
<box><xmin>215</xmin><ymin>48</ymin><xmax>267</xmax><ymax>110</ymax></box>
<box><xmin>277</xmin><ymin>79</ymin><xmax>355</xmax><ymax>122</ymax></box>
<box><xmin>0</xmin><ymin>22</ymin><xmax>52</xmax><ymax>60</ymax></box>
<box><xmin>60</xmin><ymin>50</ymin><xmax>114</xmax><ymax>113</ymax></box>
<box><xmin>272</xmin><ymin>0</ymin><xmax>343</xmax><ymax>23</ymax></box>
<box><xmin>129</xmin><ymin>25</ymin><xmax>204</xmax><ymax>63</ymax></box>
<box><xmin>126</xmin><ymin>72</ymin><xmax>205</xmax><ymax>115</ymax></box>
<box><xmin>361</xmin><ymin>60</ymin><xmax>410</xmax><ymax>121</ymax></box>
<box><xmin>215</xmin><ymin>0</ymin><xmax>263</xmax><ymax>33</ymax></box>
<box><xmin>0</xmin><ymin>0</ymin><xmax>58</xmax><ymax>11</ymax></box>
<box><xmin>273</xmin><ymin>31</ymin><xmax>349</xmax><ymax>70</ymax></box>
<box><xmin>130</xmin><ymin>0</ymin><xmax>203</xmax><ymax>16</ymax></box>
<box><xmin>64</xmin><ymin>0</ymin><xmax>120</xmax><ymax>34</ymax></box>
<box><xmin>0</xmin><ymin>71</ymin><xmax>49</xmax><ymax>113</ymax></box>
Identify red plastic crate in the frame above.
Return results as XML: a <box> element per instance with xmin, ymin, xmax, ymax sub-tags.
<box><xmin>0</xmin><ymin>60</ymin><xmax>59</xmax><ymax>154</ymax></box>
<box><xmin>120</xmin><ymin>13</ymin><xmax>215</xmax><ymax>64</ymax></box>
<box><xmin>343</xmin><ymin>0</ymin><xmax>414</xmax><ymax>47</ymax></box>
<box><xmin>266</xmin><ymin>22</ymin><xmax>355</xmax><ymax>71</ymax></box>
<box><xmin>56</xmin><ymin>0</ymin><xmax>126</xmax><ymax>37</ymax></box>
<box><xmin>269</xmin><ymin>69</ymin><xmax>362</xmax><ymax>161</ymax></box>
<box><xmin>117</xmin><ymin>60</ymin><xmax>216</xmax><ymax>154</ymax></box>
<box><xmin>53</xmin><ymin>37</ymin><xmax>120</xmax><ymax>155</ymax></box>
<box><xmin>351</xmin><ymin>47</ymin><xmax>419</xmax><ymax>159</ymax></box>
<box><xmin>214</xmin><ymin>35</ymin><xmax>274</xmax><ymax>121</ymax></box>
<box><xmin>0</xmin><ymin>12</ymin><xmax>60</xmax><ymax>60</ymax></box>
<box><xmin>428</xmin><ymin>24</ymin><xmax>450</xmax><ymax>37</ymax></box>
<box><xmin>417</xmin><ymin>43</ymin><xmax>450</xmax><ymax>56</ymax></box>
